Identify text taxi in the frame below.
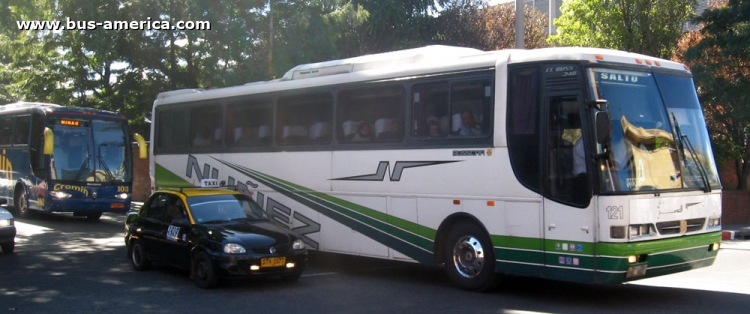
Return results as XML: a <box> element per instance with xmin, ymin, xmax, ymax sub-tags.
<box><xmin>124</xmin><ymin>180</ymin><xmax>308</xmax><ymax>288</ymax></box>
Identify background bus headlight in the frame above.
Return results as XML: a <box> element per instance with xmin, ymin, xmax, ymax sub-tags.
<box><xmin>50</xmin><ymin>191</ymin><xmax>72</xmax><ymax>199</ymax></box>
<box><xmin>115</xmin><ymin>193</ymin><xmax>130</xmax><ymax>200</ymax></box>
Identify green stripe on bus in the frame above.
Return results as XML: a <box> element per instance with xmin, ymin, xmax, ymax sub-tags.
<box><xmin>155</xmin><ymin>163</ymin><xmax>192</xmax><ymax>188</ymax></box>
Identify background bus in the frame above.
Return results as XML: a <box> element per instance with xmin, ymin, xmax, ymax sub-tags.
<box><xmin>149</xmin><ymin>45</ymin><xmax>722</xmax><ymax>290</ymax></box>
<box><xmin>0</xmin><ymin>102</ymin><xmax>146</xmax><ymax>221</ymax></box>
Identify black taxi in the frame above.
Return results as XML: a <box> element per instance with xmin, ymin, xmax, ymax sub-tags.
<box><xmin>124</xmin><ymin>180</ymin><xmax>308</xmax><ymax>288</ymax></box>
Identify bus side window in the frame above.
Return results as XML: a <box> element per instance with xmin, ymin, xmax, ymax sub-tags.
<box><xmin>0</xmin><ymin>116</ymin><xmax>12</xmax><ymax>145</ymax></box>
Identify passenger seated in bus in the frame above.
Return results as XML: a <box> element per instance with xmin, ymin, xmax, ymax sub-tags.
<box><xmin>428</xmin><ymin>120</ymin><xmax>443</xmax><ymax>137</ymax></box>
<box><xmin>308</xmin><ymin>121</ymin><xmax>330</xmax><ymax>142</ymax></box>
<box><xmin>377</xmin><ymin>119</ymin><xmax>402</xmax><ymax>141</ymax></box>
<box><xmin>15</xmin><ymin>129</ymin><xmax>28</xmax><ymax>144</ymax></box>
<box><xmin>458</xmin><ymin>110</ymin><xmax>481</xmax><ymax>135</ymax></box>
<box><xmin>193</xmin><ymin>127</ymin><xmax>213</xmax><ymax>147</ymax></box>
<box><xmin>235</xmin><ymin>127</ymin><xmax>256</xmax><ymax>145</ymax></box>
<box><xmin>351</xmin><ymin>122</ymin><xmax>373</xmax><ymax>142</ymax></box>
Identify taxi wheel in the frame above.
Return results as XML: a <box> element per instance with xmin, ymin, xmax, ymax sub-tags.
<box><xmin>130</xmin><ymin>240</ymin><xmax>150</xmax><ymax>271</ymax></box>
<box><xmin>193</xmin><ymin>252</ymin><xmax>218</xmax><ymax>289</ymax></box>
<box><xmin>1</xmin><ymin>243</ymin><xmax>14</xmax><ymax>254</ymax></box>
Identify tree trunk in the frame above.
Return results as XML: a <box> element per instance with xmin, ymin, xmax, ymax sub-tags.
<box><xmin>737</xmin><ymin>158</ymin><xmax>750</xmax><ymax>190</ymax></box>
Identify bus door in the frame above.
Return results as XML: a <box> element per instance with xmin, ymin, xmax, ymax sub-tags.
<box><xmin>542</xmin><ymin>94</ymin><xmax>596</xmax><ymax>281</ymax></box>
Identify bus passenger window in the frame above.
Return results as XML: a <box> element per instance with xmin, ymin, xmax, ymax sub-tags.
<box><xmin>375</xmin><ymin>118</ymin><xmax>402</xmax><ymax>141</ymax></box>
<box><xmin>193</xmin><ymin>127</ymin><xmax>213</xmax><ymax>147</ymax></box>
<box><xmin>456</xmin><ymin>110</ymin><xmax>482</xmax><ymax>135</ymax></box>
<box><xmin>351</xmin><ymin>122</ymin><xmax>373</xmax><ymax>142</ymax></box>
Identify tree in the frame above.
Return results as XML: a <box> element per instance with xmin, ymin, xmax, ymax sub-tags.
<box><xmin>436</xmin><ymin>1</ymin><xmax>549</xmax><ymax>50</ymax></box>
<box><xmin>548</xmin><ymin>0</ymin><xmax>697</xmax><ymax>59</ymax></box>
<box><xmin>677</xmin><ymin>0</ymin><xmax>750</xmax><ymax>189</ymax></box>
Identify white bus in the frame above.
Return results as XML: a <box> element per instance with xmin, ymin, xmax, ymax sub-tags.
<box><xmin>149</xmin><ymin>45</ymin><xmax>722</xmax><ymax>291</ymax></box>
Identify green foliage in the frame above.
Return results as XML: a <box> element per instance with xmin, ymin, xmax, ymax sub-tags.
<box><xmin>548</xmin><ymin>0</ymin><xmax>697</xmax><ymax>59</ymax></box>
<box><xmin>683</xmin><ymin>0</ymin><xmax>750</xmax><ymax>189</ymax></box>
<box><xmin>0</xmin><ymin>0</ymin><xmax>488</xmax><ymax>138</ymax></box>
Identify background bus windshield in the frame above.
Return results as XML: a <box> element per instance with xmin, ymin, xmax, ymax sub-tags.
<box><xmin>50</xmin><ymin>118</ymin><xmax>130</xmax><ymax>182</ymax></box>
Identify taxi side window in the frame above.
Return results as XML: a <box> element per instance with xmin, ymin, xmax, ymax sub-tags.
<box><xmin>142</xmin><ymin>194</ymin><xmax>169</xmax><ymax>223</ymax></box>
<box><xmin>164</xmin><ymin>195</ymin><xmax>186</xmax><ymax>223</ymax></box>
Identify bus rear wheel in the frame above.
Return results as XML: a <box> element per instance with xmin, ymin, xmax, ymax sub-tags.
<box><xmin>443</xmin><ymin>221</ymin><xmax>500</xmax><ymax>291</ymax></box>
<box><xmin>14</xmin><ymin>188</ymin><xmax>30</xmax><ymax>219</ymax></box>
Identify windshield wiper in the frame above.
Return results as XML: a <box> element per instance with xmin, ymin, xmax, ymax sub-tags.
<box><xmin>672</xmin><ymin>113</ymin><xmax>711</xmax><ymax>193</ymax></box>
<box><xmin>74</xmin><ymin>154</ymin><xmax>91</xmax><ymax>181</ymax></box>
<box><xmin>95</xmin><ymin>155</ymin><xmax>115</xmax><ymax>182</ymax></box>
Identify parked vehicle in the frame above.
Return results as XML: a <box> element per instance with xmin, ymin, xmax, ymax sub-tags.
<box><xmin>124</xmin><ymin>180</ymin><xmax>308</xmax><ymax>288</ymax></box>
<box><xmin>0</xmin><ymin>199</ymin><xmax>16</xmax><ymax>253</ymax></box>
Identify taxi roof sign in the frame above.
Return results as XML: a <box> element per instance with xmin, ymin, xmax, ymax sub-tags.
<box><xmin>200</xmin><ymin>179</ymin><xmax>221</xmax><ymax>188</ymax></box>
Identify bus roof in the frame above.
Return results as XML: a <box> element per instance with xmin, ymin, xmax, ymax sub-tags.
<box><xmin>154</xmin><ymin>46</ymin><xmax>690</xmax><ymax>105</ymax></box>
<box><xmin>0</xmin><ymin>101</ymin><xmax>125</xmax><ymax>119</ymax></box>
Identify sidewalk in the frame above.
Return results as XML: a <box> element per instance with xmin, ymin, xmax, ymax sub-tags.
<box><xmin>723</xmin><ymin>224</ymin><xmax>750</xmax><ymax>241</ymax></box>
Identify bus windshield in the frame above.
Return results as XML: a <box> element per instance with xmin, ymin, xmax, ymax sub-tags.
<box><xmin>50</xmin><ymin>118</ymin><xmax>131</xmax><ymax>183</ymax></box>
<box><xmin>589</xmin><ymin>68</ymin><xmax>720</xmax><ymax>193</ymax></box>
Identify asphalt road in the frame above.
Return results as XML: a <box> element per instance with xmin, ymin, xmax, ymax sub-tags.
<box><xmin>1</xmin><ymin>211</ymin><xmax>749</xmax><ymax>314</ymax></box>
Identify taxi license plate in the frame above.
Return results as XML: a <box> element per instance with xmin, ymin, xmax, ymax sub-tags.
<box><xmin>260</xmin><ymin>257</ymin><xmax>285</xmax><ymax>268</ymax></box>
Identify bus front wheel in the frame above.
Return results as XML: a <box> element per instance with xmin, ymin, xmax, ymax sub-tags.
<box><xmin>443</xmin><ymin>221</ymin><xmax>500</xmax><ymax>291</ymax></box>
<box><xmin>14</xmin><ymin>188</ymin><xmax>30</xmax><ymax>219</ymax></box>
<box><xmin>86</xmin><ymin>212</ymin><xmax>102</xmax><ymax>221</ymax></box>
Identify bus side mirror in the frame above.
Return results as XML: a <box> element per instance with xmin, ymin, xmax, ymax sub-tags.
<box><xmin>43</xmin><ymin>127</ymin><xmax>54</xmax><ymax>155</ymax></box>
<box><xmin>133</xmin><ymin>133</ymin><xmax>147</xmax><ymax>159</ymax></box>
<box><xmin>595</xmin><ymin>111</ymin><xmax>612</xmax><ymax>145</ymax></box>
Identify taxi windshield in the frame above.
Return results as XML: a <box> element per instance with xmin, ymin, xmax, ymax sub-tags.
<box><xmin>188</xmin><ymin>194</ymin><xmax>267</xmax><ymax>223</ymax></box>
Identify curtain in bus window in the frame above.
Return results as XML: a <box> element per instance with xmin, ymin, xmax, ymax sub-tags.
<box><xmin>157</xmin><ymin>108</ymin><xmax>188</xmax><ymax>150</ymax></box>
<box><xmin>511</xmin><ymin>69</ymin><xmax>539</xmax><ymax>135</ymax></box>
<box><xmin>507</xmin><ymin>67</ymin><xmax>541</xmax><ymax>192</ymax></box>
<box><xmin>12</xmin><ymin>115</ymin><xmax>30</xmax><ymax>145</ymax></box>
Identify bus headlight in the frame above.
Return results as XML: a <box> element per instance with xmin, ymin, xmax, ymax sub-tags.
<box><xmin>115</xmin><ymin>193</ymin><xmax>130</xmax><ymax>200</ymax></box>
<box><xmin>629</xmin><ymin>224</ymin><xmax>656</xmax><ymax>239</ymax></box>
<box><xmin>707</xmin><ymin>217</ymin><xmax>721</xmax><ymax>229</ymax></box>
<box><xmin>224</xmin><ymin>243</ymin><xmax>246</xmax><ymax>254</ymax></box>
<box><xmin>50</xmin><ymin>191</ymin><xmax>72</xmax><ymax>199</ymax></box>
<box><xmin>611</xmin><ymin>226</ymin><xmax>626</xmax><ymax>239</ymax></box>
<box><xmin>292</xmin><ymin>239</ymin><xmax>306</xmax><ymax>250</ymax></box>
